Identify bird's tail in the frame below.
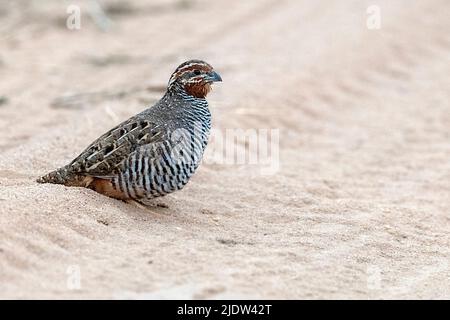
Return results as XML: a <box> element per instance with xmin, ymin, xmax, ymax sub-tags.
<box><xmin>37</xmin><ymin>165</ymin><xmax>73</xmax><ymax>185</ymax></box>
<box><xmin>37</xmin><ymin>165</ymin><xmax>93</xmax><ymax>187</ymax></box>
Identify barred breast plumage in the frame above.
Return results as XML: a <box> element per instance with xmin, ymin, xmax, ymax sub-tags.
<box><xmin>37</xmin><ymin>60</ymin><xmax>222</xmax><ymax>200</ymax></box>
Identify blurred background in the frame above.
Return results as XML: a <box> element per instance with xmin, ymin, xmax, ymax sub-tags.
<box><xmin>1</xmin><ymin>0</ymin><xmax>449</xmax><ymax>299</ymax></box>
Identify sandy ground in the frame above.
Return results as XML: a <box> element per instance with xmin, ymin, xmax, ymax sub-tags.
<box><xmin>1</xmin><ymin>0</ymin><xmax>450</xmax><ymax>299</ymax></box>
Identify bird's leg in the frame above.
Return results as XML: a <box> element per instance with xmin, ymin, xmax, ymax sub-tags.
<box><xmin>124</xmin><ymin>199</ymin><xmax>163</xmax><ymax>215</ymax></box>
<box><xmin>132</xmin><ymin>197</ymin><xmax>170</xmax><ymax>209</ymax></box>
<box><xmin>155</xmin><ymin>201</ymin><xmax>169</xmax><ymax>208</ymax></box>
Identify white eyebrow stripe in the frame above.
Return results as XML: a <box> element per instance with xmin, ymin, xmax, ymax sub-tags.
<box><xmin>176</xmin><ymin>63</ymin><xmax>210</xmax><ymax>74</ymax></box>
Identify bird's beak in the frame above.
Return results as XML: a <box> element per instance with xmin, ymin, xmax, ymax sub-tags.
<box><xmin>208</xmin><ymin>70</ymin><xmax>222</xmax><ymax>82</ymax></box>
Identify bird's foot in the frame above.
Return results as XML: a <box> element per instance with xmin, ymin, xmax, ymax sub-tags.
<box><xmin>155</xmin><ymin>201</ymin><xmax>169</xmax><ymax>208</ymax></box>
<box><xmin>124</xmin><ymin>199</ymin><xmax>163</xmax><ymax>215</ymax></box>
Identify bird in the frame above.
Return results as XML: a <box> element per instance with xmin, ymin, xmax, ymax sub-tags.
<box><xmin>37</xmin><ymin>59</ymin><xmax>222</xmax><ymax>200</ymax></box>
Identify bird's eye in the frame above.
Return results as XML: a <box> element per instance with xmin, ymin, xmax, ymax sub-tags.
<box><xmin>193</xmin><ymin>69</ymin><xmax>201</xmax><ymax>75</ymax></box>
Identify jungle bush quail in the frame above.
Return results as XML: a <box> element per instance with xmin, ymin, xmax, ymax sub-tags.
<box><xmin>37</xmin><ymin>60</ymin><xmax>222</xmax><ymax>200</ymax></box>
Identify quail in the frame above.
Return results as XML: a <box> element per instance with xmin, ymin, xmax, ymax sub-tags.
<box><xmin>37</xmin><ymin>60</ymin><xmax>222</xmax><ymax>200</ymax></box>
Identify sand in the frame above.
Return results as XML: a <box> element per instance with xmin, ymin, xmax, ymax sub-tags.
<box><xmin>1</xmin><ymin>0</ymin><xmax>449</xmax><ymax>299</ymax></box>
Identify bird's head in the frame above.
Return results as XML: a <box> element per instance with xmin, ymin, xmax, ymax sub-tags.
<box><xmin>168</xmin><ymin>60</ymin><xmax>222</xmax><ymax>98</ymax></box>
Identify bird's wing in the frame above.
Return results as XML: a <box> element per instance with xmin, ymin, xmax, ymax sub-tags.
<box><xmin>68</xmin><ymin>117</ymin><xmax>170</xmax><ymax>178</ymax></box>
